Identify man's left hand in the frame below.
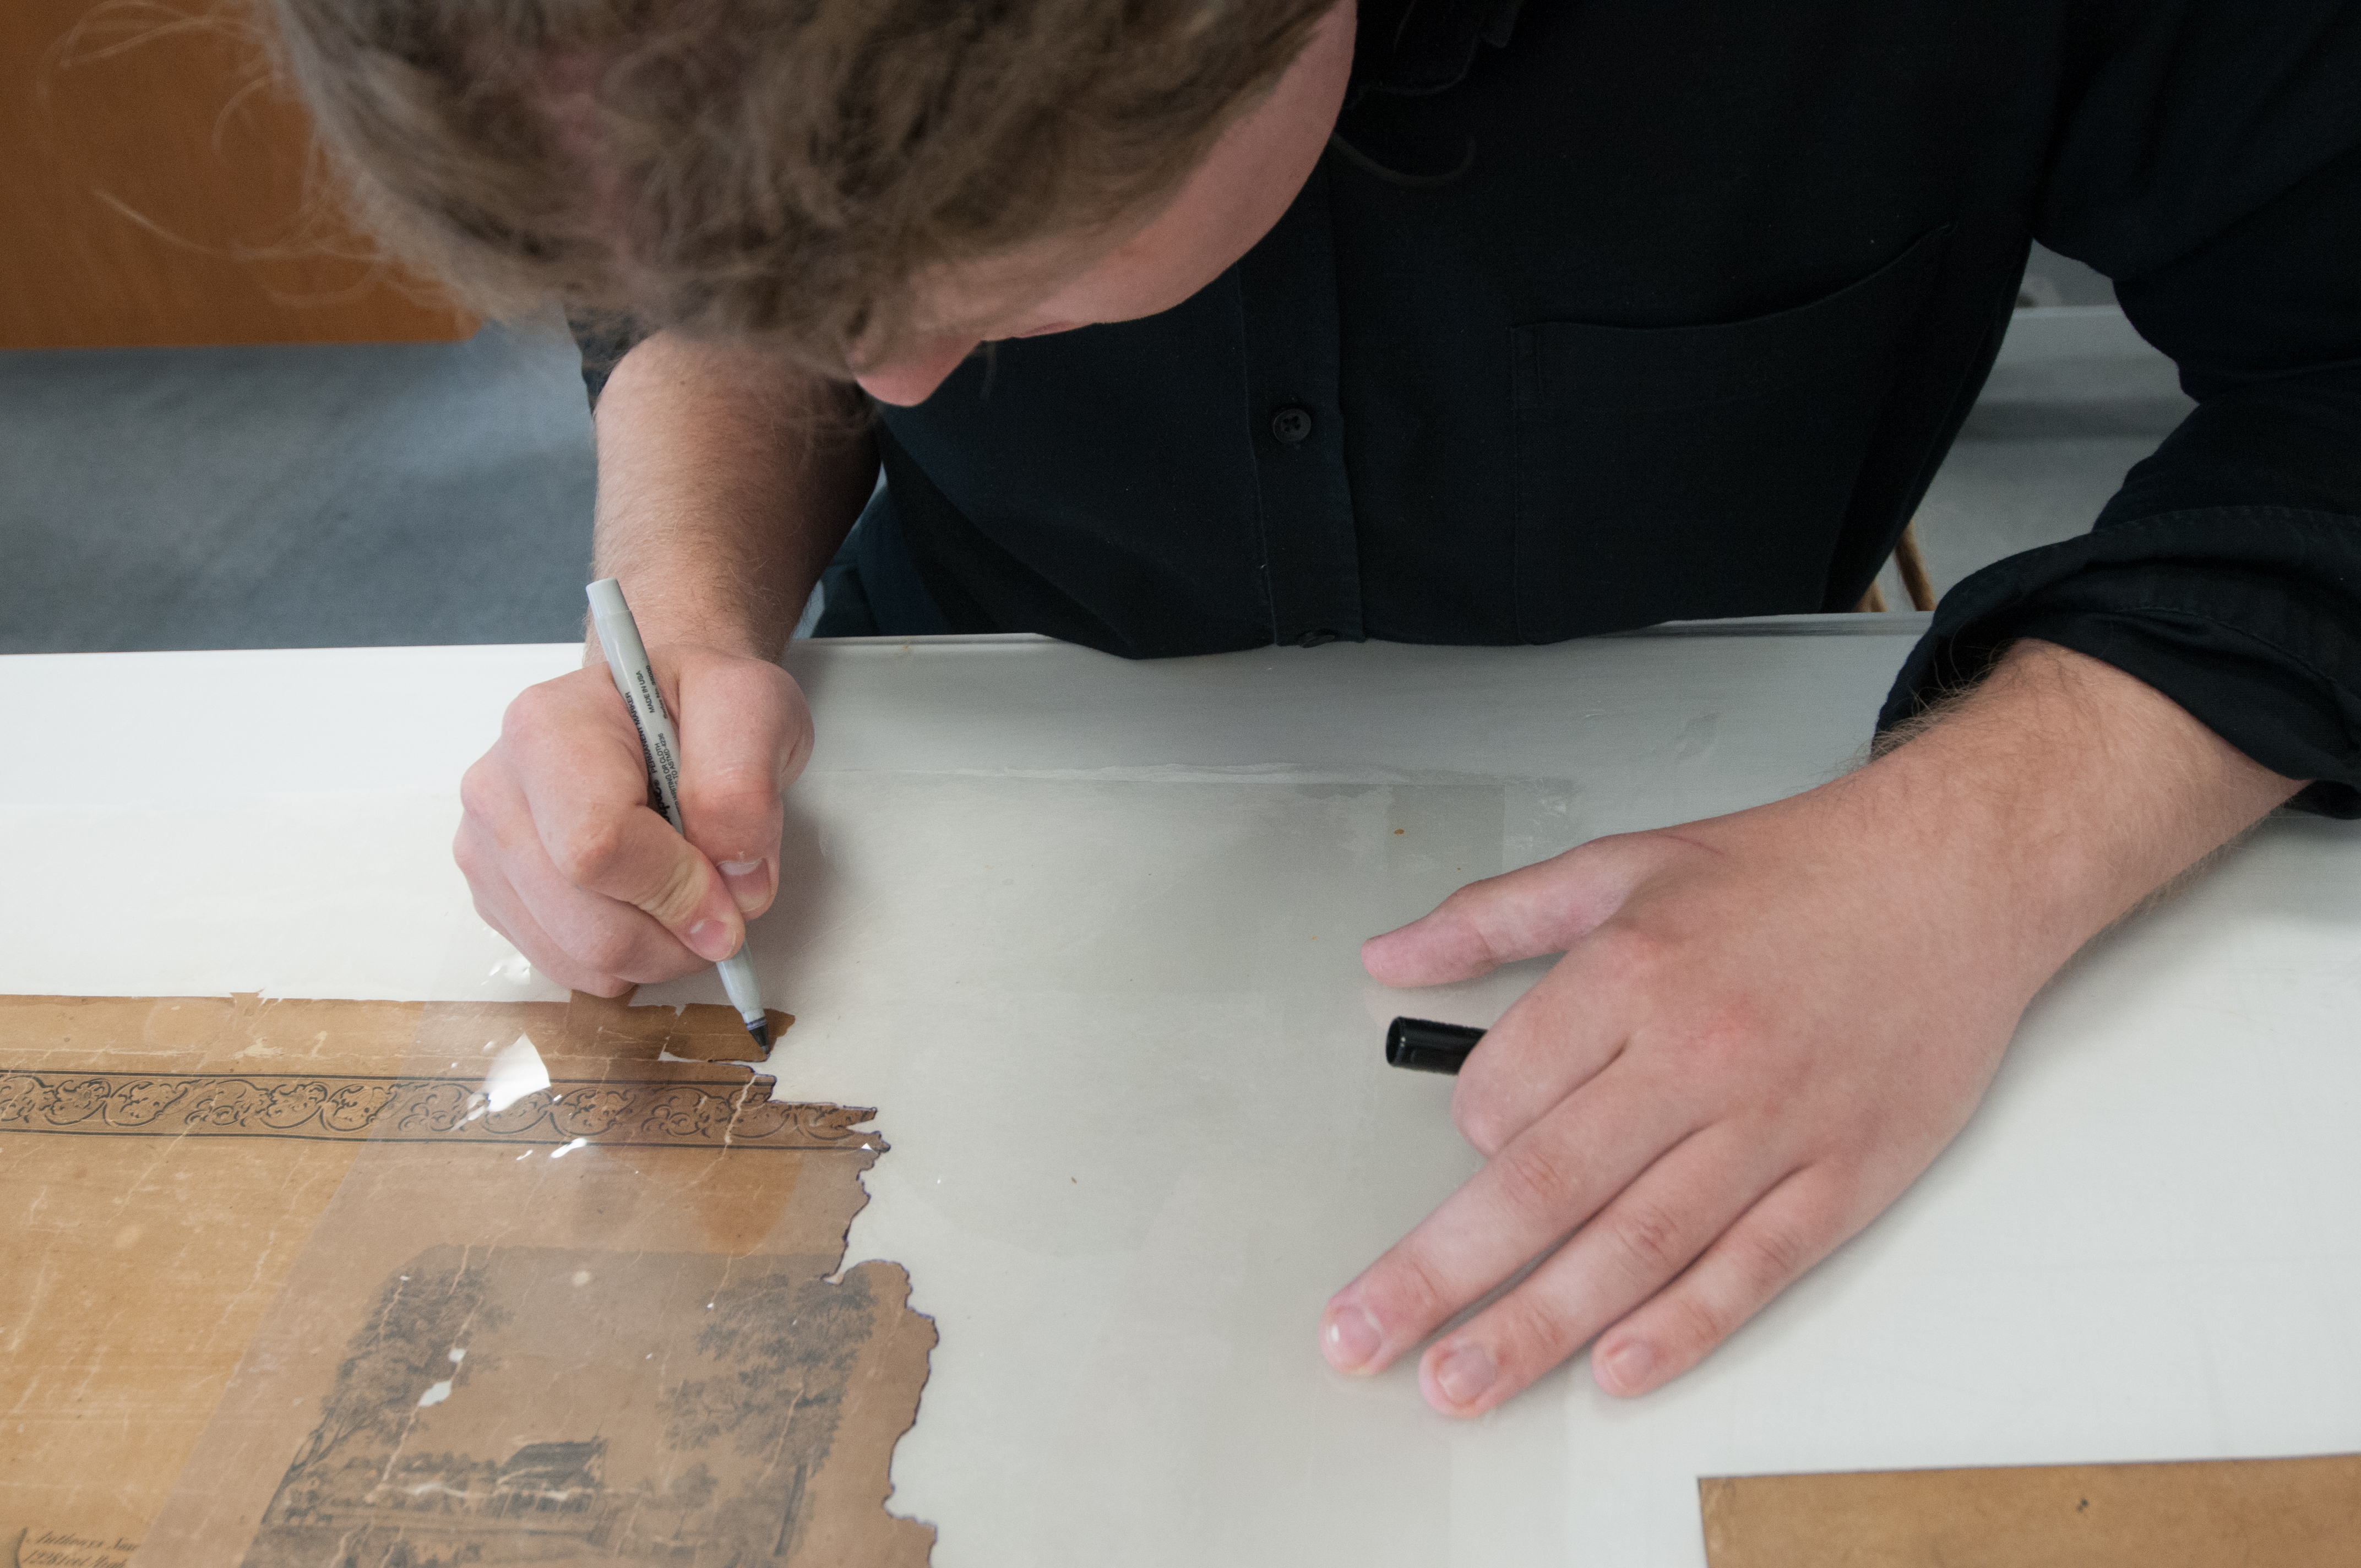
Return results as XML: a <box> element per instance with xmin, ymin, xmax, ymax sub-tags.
<box><xmin>1322</xmin><ymin>640</ymin><xmax>2302</xmax><ymax>1415</ymax></box>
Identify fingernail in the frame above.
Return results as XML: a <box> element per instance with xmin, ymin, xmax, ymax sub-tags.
<box><xmin>1432</xmin><ymin>1342</ymin><xmax>1496</xmax><ymax>1407</ymax></box>
<box><xmin>1600</xmin><ymin>1338</ymin><xmax>1655</xmax><ymax>1394</ymax></box>
<box><xmin>1322</xmin><ymin>1303</ymin><xmax>1383</xmax><ymax>1372</ymax></box>
<box><xmin>686</xmin><ymin>918</ymin><xmax>739</xmax><ymax>962</ymax></box>
<box><xmin>718</xmin><ymin>857</ymin><xmax>770</xmax><ymax>913</ymax></box>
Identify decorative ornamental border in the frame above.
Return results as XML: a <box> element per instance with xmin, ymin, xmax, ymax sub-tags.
<box><xmin>0</xmin><ymin>1070</ymin><xmax>878</xmax><ymax>1151</ymax></box>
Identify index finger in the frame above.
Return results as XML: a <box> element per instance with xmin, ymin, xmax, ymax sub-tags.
<box><xmin>504</xmin><ymin>672</ymin><xmax>744</xmax><ymax>958</ymax></box>
<box><xmin>1320</xmin><ymin>1063</ymin><xmax>1694</xmax><ymax>1378</ymax></box>
<box><xmin>1449</xmin><ymin>921</ymin><xmax>1670</xmax><ymax>1158</ymax></box>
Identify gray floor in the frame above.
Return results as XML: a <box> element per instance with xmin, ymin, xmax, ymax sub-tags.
<box><xmin>1</xmin><ymin>318</ymin><xmax>597</xmax><ymax>653</ymax></box>
<box><xmin>0</xmin><ymin>250</ymin><xmax>2182</xmax><ymax>655</ymax></box>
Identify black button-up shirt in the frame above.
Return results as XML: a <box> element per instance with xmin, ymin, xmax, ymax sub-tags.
<box><xmin>849</xmin><ymin>0</ymin><xmax>2361</xmax><ymax>813</ymax></box>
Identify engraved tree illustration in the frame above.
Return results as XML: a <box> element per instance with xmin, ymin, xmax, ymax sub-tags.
<box><xmin>660</xmin><ymin>1265</ymin><xmax>875</xmax><ymax>1560</ymax></box>
<box><xmin>267</xmin><ymin>1250</ymin><xmax>512</xmax><ymax>1510</ymax></box>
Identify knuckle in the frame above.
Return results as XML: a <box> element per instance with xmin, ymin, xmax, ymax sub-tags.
<box><xmin>1451</xmin><ymin>1088</ymin><xmax>1515</xmax><ymax>1158</ymax></box>
<box><xmin>781</xmin><ymin>697</ymin><xmax>816</xmax><ymax>778</ymax></box>
<box><xmin>1437</xmin><ymin>878</ymin><xmax>1495</xmax><ymax>917</ymax></box>
<box><xmin>1378</xmin><ymin>1249</ymin><xmax>1457</xmax><ymax>1327</ymax></box>
<box><xmin>1657</xmin><ymin>1286</ymin><xmax>1738</xmax><ymax>1358</ymax></box>
<box><xmin>457</xmin><ymin>758</ymin><xmax>504</xmax><ymax>825</ymax></box>
<box><xmin>1606</xmin><ymin>1199</ymin><xmax>1691</xmax><ymax>1280</ymax></box>
<box><xmin>574</xmin><ymin>924</ymin><xmax>651</xmax><ymax>980</ymax></box>
<box><xmin>1729</xmin><ymin>1211</ymin><xmax>1819</xmax><ymax>1296</ymax></box>
<box><xmin>499</xmin><ymin>681</ymin><xmax>564</xmax><ymax>746</ymax></box>
<box><xmin>1488</xmin><ymin>1136</ymin><xmax>1581</xmax><ymax>1228</ymax></box>
<box><xmin>1442</xmin><ymin>876</ymin><xmax>1511</xmax><ymax>932</ymax></box>
<box><xmin>1495</xmin><ymin>1286</ymin><xmax>1583</xmax><ymax>1364</ymax></box>
<box><xmin>547</xmin><ymin>816</ymin><xmax>632</xmax><ymax>890</ymax></box>
<box><xmin>730</xmin><ymin>655</ymin><xmax>792</xmax><ymax>698</ymax></box>
<box><xmin>640</xmin><ymin>850</ymin><xmax>708</xmax><ymax>925</ymax></box>
<box><xmin>1588</xmin><ymin>922</ymin><xmax>1673</xmax><ymax>987</ymax></box>
<box><xmin>464</xmin><ymin>887</ymin><xmax>509</xmax><ymax>942</ymax></box>
<box><xmin>452</xmin><ymin>823</ymin><xmax>489</xmax><ymax>883</ymax></box>
<box><xmin>678</xmin><ymin>775</ymin><xmax>779</xmax><ymax>834</ymax></box>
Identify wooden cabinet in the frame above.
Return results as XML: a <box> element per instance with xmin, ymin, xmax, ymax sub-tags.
<box><xmin>1</xmin><ymin>0</ymin><xmax>472</xmax><ymax>348</ymax></box>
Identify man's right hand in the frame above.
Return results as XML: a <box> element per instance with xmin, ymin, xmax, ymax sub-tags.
<box><xmin>455</xmin><ymin>644</ymin><xmax>813</xmax><ymax>995</ymax></box>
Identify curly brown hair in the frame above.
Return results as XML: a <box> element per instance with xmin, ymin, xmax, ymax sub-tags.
<box><xmin>266</xmin><ymin>0</ymin><xmax>1336</xmax><ymax>371</ymax></box>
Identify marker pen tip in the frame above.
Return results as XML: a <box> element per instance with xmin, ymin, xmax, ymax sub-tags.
<box><xmin>744</xmin><ymin>1017</ymin><xmax>771</xmax><ymax>1056</ymax></box>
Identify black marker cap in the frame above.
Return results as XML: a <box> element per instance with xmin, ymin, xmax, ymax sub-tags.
<box><xmin>1385</xmin><ymin>1016</ymin><xmax>1487</xmax><ymax>1075</ymax></box>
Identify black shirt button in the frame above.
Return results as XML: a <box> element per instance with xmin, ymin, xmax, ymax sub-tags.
<box><xmin>1296</xmin><ymin>628</ymin><xmax>1339</xmax><ymax>647</ymax></box>
<box><xmin>1269</xmin><ymin>406</ymin><xmax>1313</xmax><ymax>445</ymax></box>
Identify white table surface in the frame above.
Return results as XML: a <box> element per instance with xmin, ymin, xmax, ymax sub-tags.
<box><xmin>5</xmin><ymin>621</ymin><xmax>2358</xmax><ymax>1566</ymax></box>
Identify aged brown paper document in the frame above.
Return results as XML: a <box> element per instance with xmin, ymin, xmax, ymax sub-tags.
<box><xmin>0</xmin><ymin>993</ymin><xmax>934</xmax><ymax>1567</ymax></box>
<box><xmin>1701</xmin><ymin>1452</ymin><xmax>2361</xmax><ymax>1567</ymax></box>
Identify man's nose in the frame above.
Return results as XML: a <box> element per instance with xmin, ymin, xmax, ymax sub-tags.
<box><xmin>854</xmin><ymin>335</ymin><xmax>978</xmax><ymax>406</ymax></box>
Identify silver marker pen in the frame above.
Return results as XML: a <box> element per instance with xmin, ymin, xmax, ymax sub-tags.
<box><xmin>586</xmin><ymin>577</ymin><xmax>771</xmax><ymax>1054</ymax></box>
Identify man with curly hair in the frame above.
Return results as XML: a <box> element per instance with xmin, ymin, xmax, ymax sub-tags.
<box><xmin>275</xmin><ymin>0</ymin><xmax>2360</xmax><ymax>1416</ymax></box>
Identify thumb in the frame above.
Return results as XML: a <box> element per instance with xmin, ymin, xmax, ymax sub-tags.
<box><xmin>671</xmin><ymin>652</ymin><xmax>810</xmax><ymax>919</ymax></box>
<box><xmin>581</xmin><ymin>812</ymin><xmax>748</xmax><ymax>964</ymax></box>
<box><xmin>1362</xmin><ymin>835</ymin><xmax>1671</xmax><ymax>987</ymax></box>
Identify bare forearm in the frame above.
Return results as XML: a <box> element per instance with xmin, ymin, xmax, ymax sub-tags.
<box><xmin>587</xmin><ymin>330</ymin><xmax>877</xmax><ymax>661</ymax></box>
<box><xmin>1854</xmin><ymin>639</ymin><xmax>2305</xmax><ymax>978</ymax></box>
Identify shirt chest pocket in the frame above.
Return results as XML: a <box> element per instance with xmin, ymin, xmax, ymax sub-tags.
<box><xmin>1509</xmin><ymin>226</ymin><xmax>1951</xmax><ymax>642</ymax></box>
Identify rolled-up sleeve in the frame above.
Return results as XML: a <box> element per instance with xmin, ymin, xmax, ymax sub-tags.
<box><xmin>1881</xmin><ymin>2</ymin><xmax>2361</xmax><ymax>816</ymax></box>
